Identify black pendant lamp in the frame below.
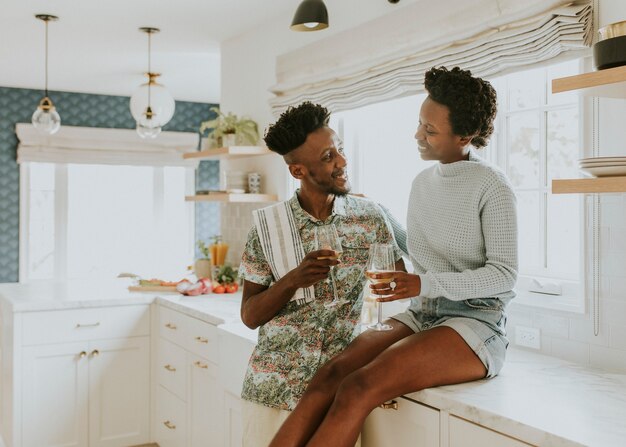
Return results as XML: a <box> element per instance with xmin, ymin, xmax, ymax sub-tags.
<box><xmin>291</xmin><ymin>0</ymin><xmax>329</xmax><ymax>32</ymax></box>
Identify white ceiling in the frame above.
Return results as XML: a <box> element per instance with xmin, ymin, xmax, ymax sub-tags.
<box><xmin>0</xmin><ymin>0</ymin><xmax>303</xmax><ymax>103</ymax></box>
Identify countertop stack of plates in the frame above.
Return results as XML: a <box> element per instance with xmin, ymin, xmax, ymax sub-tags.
<box><xmin>579</xmin><ymin>156</ymin><xmax>626</xmax><ymax>177</ymax></box>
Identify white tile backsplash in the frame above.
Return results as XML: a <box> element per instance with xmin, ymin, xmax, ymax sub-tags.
<box><xmin>510</xmin><ymin>194</ymin><xmax>626</xmax><ymax>372</ymax></box>
<box><xmin>221</xmin><ymin>202</ymin><xmax>264</xmax><ymax>268</ymax></box>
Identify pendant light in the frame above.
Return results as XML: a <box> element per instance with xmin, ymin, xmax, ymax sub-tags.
<box><xmin>291</xmin><ymin>0</ymin><xmax>329</xmax><ymax>31</ymax></box>
<box><xmin>32</xmin><ymin>14</ymin><xmax>61</xmax><ymax>135</ymax></box>
<box><xmin>129</xmin><ymin>27</ymin><xmax>175</xmax><ymax>139</ymax></box>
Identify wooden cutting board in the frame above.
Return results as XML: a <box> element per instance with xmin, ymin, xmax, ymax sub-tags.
<box><xmin>128</xmin><ymin>285</ymin><xmax>178</xmax><ymax>293</ymax></box>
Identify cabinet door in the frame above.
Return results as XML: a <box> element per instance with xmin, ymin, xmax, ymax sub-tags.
<box><xmin>189</xmin><ymin>354</ymin><xmax>222</xmax><ymax>447</ymax></box>
<box><xmin>22</xmin><ymin>342</ymin><xmax>89</xmax><ymax>447</ymax></box>
<box><xmin>449</xmin><ymin>416</ymin><xmax>533</xmax><ymax>447</ymax></box>
<box><xmin>223</xmin><ymin>391</ymin><xmax>243</xmax><ymax>447</ymax></box>
<box><xmin>88</xmin><ymin>337</ymin><xmax>150</xmax><ymax>447</ymax></box>
<box><xmin>155</xmin><ymin>385</ymin><xmax>187</xmax><ymax>447</ymax></box>
<box><xmin>362</xmin><ymin>397</ymin><xmax>439</xmax><ymax>447</ymax></box>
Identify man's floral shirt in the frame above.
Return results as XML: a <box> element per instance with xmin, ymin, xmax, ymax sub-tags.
<box><xmin>239</xmin><ymin>192</ymin><xmax>401</xmax><ymax>410</ymax></box>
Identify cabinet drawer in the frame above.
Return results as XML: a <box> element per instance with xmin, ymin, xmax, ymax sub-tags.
<box><xmin>158</xmin><ymin>306</ymin><xmax>189</xmax><ymax>347</ymax></box>
<box><xmin>185</xmin><ymin>315</ymin><xmax>217</xmax><ymax>362</ymax></box>
<box><xmin>159</xmin><ymin>306</ymin><xmax>218</xmax><ymax>361</ymax></box>
<box><xmin>157</xmin><ymin>339</ymin><xmax>187</xmax><ymax>401</ymax></box>
<box><xmin>155</xmin><ymin>385</ymin><xmax>187</xmax><ymax>447</ymax></box>
<box><xmin>449</xmin><ymin>416</ymin><xmax>534</xmax><ymax>447</ymax></box>
<box><xmin>22</xmin><ymin>305</ymin><xmax>150</xmax><ymax>346</ymax></box>
<box><xmin>362</xmin><ymin>397</ymin><xmax>439</xmax><ymax>447</ymax></box>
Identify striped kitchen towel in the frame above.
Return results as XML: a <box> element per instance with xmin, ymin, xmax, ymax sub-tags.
<box><xmin>253</xmin><ymin>202</ymin><xmax>315</xmax><ymax>305</ymax></box>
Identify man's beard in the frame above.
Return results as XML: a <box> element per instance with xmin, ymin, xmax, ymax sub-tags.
<box><xmin>325</xmin><ymin>179</ymin><xmax>351</xmax><ymax>196</ymax></box>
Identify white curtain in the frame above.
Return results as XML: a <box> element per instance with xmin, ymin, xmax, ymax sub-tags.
<box><xmin>269</xmin><ymin>0</ymin><xmax>592</xmax><ymax>115</ymax></box>
<box><xmin>16</xmin><ymin>124</ymin><xmax>199</xmax><ymax>167</ymax></box>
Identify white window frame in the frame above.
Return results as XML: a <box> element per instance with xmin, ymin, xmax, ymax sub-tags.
<box><xmin>19</xmin><ymin>163</ymin><xmax>196</xmax><ymax>283</ymax></box>
<box><xmin>487</xmin><ymin>59</ymin><xmax>587</xmax><ymax>314</ymax></box>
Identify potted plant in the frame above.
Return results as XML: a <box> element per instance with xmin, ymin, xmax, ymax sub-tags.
<box><xmin>195</xmin><ymin>240</ymin><xmax>212</xmax><ymax>279</ymax></box>
<box><xmin>199</xmin><ymin>106</ymin><xmax>260</xmax><ymax>148</ymax></box>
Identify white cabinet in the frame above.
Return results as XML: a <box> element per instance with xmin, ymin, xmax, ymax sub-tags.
<box><xmin>449</xmin><ymin>416</ymin><xmax>532</xmax><ymax>447</ymax></box>
<box><xmin>223</xmin><ymin>392</ymin><xmax>243</xmax><ymax>447</ymax></box>
<box><xmin>362</xmin><ymin>397</ymin><xmax>440</xmax><ymax>447</ymax></box>
<box><xmin>189</xmin><ymin>354</ymin><xmax>221</xmax><ymax>447</ymax></box>
<box><xmin>1</xmin><ymin>304</ymin><xmax>151</xmax><ymax>447</ymax></box>
<box><xmin>154</xmin><ymin>305</ymin><xmax>222</xmax><ymax>447</ymax></box>
<box><xmin>87</xmin><ymin>337</ymin><xmax>150</xmax><ymax>447</ymax></box>
<box><xmin>22</xmin><ymin>342</ymin><xmax>89</xmax><ymax>447</ymax></box>
<box><xmin>217</xmin><ymin>324</ymin><xmax>256</xmax><ymax>447</ymax></box>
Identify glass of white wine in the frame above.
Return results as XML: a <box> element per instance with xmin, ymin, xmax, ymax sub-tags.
<box><xmin>314</xmin><ymin>224</ymin><xmax>349</xmax><ymax>307</ymax></box>
<box><xmin>365</xmin><ymin>243</ymin><xmax>395</xmax><ymax>331</ymax></box>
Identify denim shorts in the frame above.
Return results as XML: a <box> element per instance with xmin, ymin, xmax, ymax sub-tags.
<box><xmin>391</xmin><ymin>296</ymin><xmax>510</xmax><ymax>378</ymax></box>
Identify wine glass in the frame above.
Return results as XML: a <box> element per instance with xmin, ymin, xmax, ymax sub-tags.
<box><xmin>314</xmin><ymin>224</ymin><xmax>349</xmax><ymax>307</ymax></box>
<box><xmin>365</xmin><ymin>243</ymin><xmax>395</xmax><ymax>331</ymax></box>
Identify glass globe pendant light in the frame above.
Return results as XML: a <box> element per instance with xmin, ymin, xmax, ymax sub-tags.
<box><xmin>32</xmin><ymin>14</ymin><xmax>61</xmax><ymax>135</ymax></box>
<box><xmin>129</xmin><ymin>27</ymin><xmax>175</xmax><ymax>139</ymax></box>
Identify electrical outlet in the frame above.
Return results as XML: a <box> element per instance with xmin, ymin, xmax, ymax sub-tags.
<box><xmin>515</xmin><ymin>326</ymin><xmax>541</xmax><ymax>350</ymax></box>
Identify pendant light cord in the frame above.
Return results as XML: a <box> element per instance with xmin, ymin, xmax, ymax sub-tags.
<box><xmin>147</xmin><ymin>31</ymin><xmax>152</xmax><ymax>109</ymax></box>
<box><xmin>44</xmin><ymin>18</ymin><xmax>49</xmax><ymax>97</ymax></box>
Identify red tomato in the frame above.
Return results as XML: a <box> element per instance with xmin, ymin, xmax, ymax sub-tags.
<box><xmin>213</xmin><ymin>285</ymin><xmax>226</xmax><ymax>294</ymax></box>
<box><xmin>225</xmin><ymin>284</ymin><xmax>237</xmax><ymax>293</ymax></box>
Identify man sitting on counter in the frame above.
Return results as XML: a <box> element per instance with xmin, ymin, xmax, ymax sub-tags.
<box><xmin>238</xmin><ymin>101</ymin><xmax>404</xmax><ymax>447</ymax></box>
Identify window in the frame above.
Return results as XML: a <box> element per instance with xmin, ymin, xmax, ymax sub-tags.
<box><xmin>489</xmin><ymin>59</ymin><xmax>584</xmax><ymax>312</ymax></box>
<box><xmin>20</xmin><ymin>163</ymin><xmax>195</xmax><ymax>282</ymax></box>
<box><xmin>330</xmin><ymin>58</ymin><xmax>584</xmax><ymax>312</ymax></box>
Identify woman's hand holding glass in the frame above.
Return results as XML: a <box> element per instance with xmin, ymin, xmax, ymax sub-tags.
<box><xmin>369</xmin><ymin>271</ymin><xmax>422</xmax><ymax>302</ymax></box>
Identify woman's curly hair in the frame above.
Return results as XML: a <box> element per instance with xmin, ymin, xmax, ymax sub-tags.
<box><xmin>424</xmin><ymin>66</ymin><xmax>497</xmax><ymax>148</ymax></box>
<box><xmin>263</xmin><ymin>102</ymin><xmax>331</xmax><ymax>156</ymax></box>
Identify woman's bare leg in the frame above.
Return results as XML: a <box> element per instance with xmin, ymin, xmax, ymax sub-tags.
<box><xmin>305</xmin><ymin>326</ymin><xmax>488</xmax><ymax>447</ymax></box>
<box><xmin>269</xmin><ymin>320</ymin><xmax>414</xmax><ymax>447</ymax></box>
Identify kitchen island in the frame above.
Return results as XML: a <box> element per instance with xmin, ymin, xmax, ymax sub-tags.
<box><xmin>1</xmin><ymin>281</ymin><xmax>625</xmax><ymax>446</ymax></box>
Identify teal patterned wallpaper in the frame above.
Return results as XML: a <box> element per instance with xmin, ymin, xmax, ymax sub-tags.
<box><xmin>0</xmin><ymin>86</ymin><xmax>220</xmax><ymax>283</ymax></box>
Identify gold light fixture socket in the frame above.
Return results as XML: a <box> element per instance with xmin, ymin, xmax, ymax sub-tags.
<box><xmin>38</xmin><ymin>96</ymin><xmax>55</xmax><ymax>111</ymax></box>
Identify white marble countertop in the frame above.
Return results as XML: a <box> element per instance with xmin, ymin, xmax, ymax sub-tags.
<box><xmin>0</xmin><ymin>280</ymin><xmax>156</xmax><ymax>312</ymax></box>
<box><xmin>0</xmin><ymin>280</ymin><xmax>245</xmax><ymax>327</ymax></box>
<box><xmin>405</xmin><ymin>348</ymin><xmax>626</xmax><ymax>447</ymax></box>
<box><xmin>156</xmin><ymin>293</ymin><xmax>244</xmax><ymax>325</ymax></box>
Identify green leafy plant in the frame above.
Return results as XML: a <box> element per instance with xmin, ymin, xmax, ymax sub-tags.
<box><xmin>214</xmin><ymin>264</ymin><xmax>238</xmax><ymax>285</ymax></box>
<box><xmin>199</xmin><ymin>106</ymin><xmax>259</xmax><ymax>147</ymax></box>
<box><xmin>197</xmin><ymin>240</ymin><xmax>211</xmax><ymax>260</ymax></box>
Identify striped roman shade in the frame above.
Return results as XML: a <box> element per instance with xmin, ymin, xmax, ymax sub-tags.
<box><xmin>269</xmin><ymin>0</ymin><xmax>592</xmax><ymax>116</ymax></box>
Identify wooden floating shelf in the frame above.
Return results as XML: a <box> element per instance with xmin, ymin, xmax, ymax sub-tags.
<box><xmin>183</xmin><ymin>145</ymin><xmax>273</xmax><ymax>160</ymax></box>
<box><xmin>552</xmin><ymin>65</ymin><xmax>626</xmax><ymax>98</ymax></box>
<box><xmin>186</xmin><ymin>193</ymin><xmax>278</xmax><ymax>203</ymax></box>
<box><xmin>552</xmin><ymin>177</ymin><xmax>626</xmax><ymax>194</ymax></box>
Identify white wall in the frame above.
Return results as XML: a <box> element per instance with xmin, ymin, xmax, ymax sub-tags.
<box><xmin>219</xmin><ymin>0</ymin><xmax>626</xmax><ymax>371</ymax></box>
<box><xmin>218</xmin><ymin>0</ymin><xmax>422</xmax><ymax>262</ymax></box>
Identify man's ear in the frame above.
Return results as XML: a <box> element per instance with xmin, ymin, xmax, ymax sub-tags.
<box><xmin>458</xmin><ymin>134</ymin><xmax>474</xmax><ymax>147</ymax></box>
<box><xmin>288</xmin><ymin>163</ymin><xmax>305</xmax><ymax>180</ymax></box>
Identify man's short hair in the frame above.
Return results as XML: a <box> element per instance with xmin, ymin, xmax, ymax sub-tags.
<box><xmin>263</xmin><ymin>102</ymin><xmax>331</xmax><ymax>156</ymax></box>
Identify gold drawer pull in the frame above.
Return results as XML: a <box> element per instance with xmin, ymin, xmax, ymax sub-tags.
<box><xmin>78</xmin><ymin>351</ymin><xmax>87</xmax><ymax>359</ymax></box>
<box><xmin>163</xmin><ymin>420</ymin><xmax>176</xmax><ymax>430</ymax></box>
<box><xmin>165</xmin><ymin>323</ymin><xmax>177</xmax><ymax>330</ymax></box>
<box><xmin>164</xmin><ymin>364</ymin><xmax>176</xmax><ymax>372</ymax></box>
<box><xmin>91</xmin><ymin>349</ymin><xmax>100</xmax><ymax>357</ymax></box>
<box><xmin>379</xmin><ymin>400</ymin><xmax>398</xmax><ymax>410</ymax></box>
<box><xmin>76</xmin><ymin>322</ymin><xmax>100</xmax><ymax>328</ymax></box>
<box><xmin>194</xmin><ymin>361</ymin><xmax>208</xmax><ymax>369</ymax></box>
<box><xmin>195</xmin><ymin>336</ymin><xmax>209</xmax><ymax>344</ymax></box>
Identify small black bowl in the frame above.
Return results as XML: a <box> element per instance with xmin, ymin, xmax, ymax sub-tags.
<box><xmin>593</xmin><ymin>35</ymin><xmax>626</xmax><ymax>70</ymax></box>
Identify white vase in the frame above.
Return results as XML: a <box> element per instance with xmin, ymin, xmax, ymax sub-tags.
<box><xmin>222</xmin><ymin>133</ymin><xmax>237</xmax><ymax>147</ymax></box>
<box><xmin>194</xmin><ymin>259</ymin><xmax>212</xmax><ymax>279</ymax></box>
